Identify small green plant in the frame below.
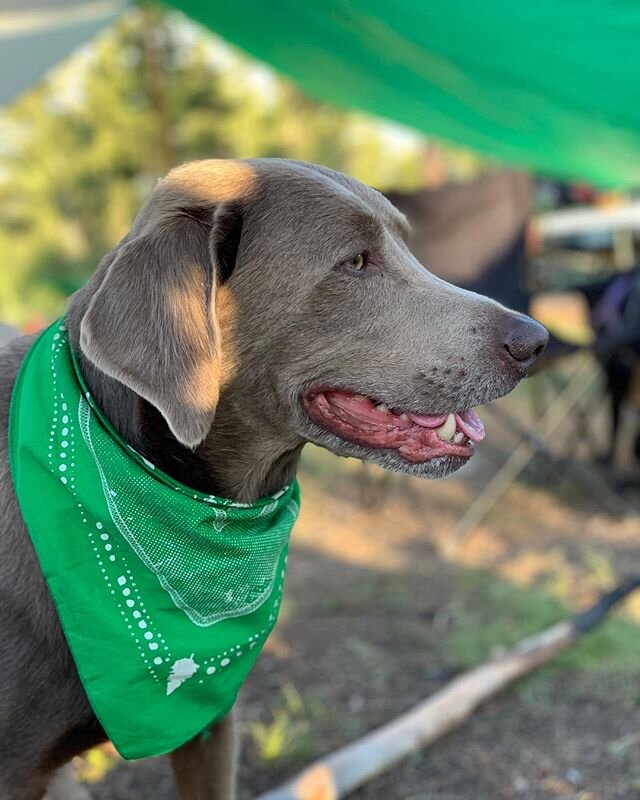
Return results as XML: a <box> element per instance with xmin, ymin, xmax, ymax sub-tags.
<box><xmin>448</xmin><ymin>569</ymin><xmax>640</xmax><ymax>673</ymax></box>
<box><xmin>73</xmin><ymin>744</ymin><xmax>120</xmax><ymax>783</ymax></box>
<box><xmin>248</xmin><ymin>683</ymin><xmax>311</xmax><ymax>764</ymax></box>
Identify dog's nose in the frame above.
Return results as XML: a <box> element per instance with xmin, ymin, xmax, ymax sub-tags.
<box><xmin>503</xmin><ymin>314</ymin><xmax>548</xmax><ymax>370</ymax></box>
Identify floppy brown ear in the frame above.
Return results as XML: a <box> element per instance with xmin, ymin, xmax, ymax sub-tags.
<box><xmin>80</xmin><ymin>199</ymin><xmax>243</xmax><ymax>449</ymax></box>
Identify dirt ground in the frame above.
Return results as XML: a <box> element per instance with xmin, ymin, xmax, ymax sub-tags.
<box><xmin>82</xmin><ymin>366</ymin><xmax>640</xmax><ymax>800</ymax></box>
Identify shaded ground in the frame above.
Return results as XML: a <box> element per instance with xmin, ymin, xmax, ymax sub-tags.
<box><xmin>81</xmin><ymin>369</ymin><xmax>640</xmax><ymax>799</ymax></box>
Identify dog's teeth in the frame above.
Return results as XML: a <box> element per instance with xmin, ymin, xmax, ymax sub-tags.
<box><xmin>435</xmin><ymin>413</ymin><xmax>456</xmax><ymax>442</ymax></box>
<box><xmin>375</xmin><ymin>403</ymin><xmax>389</xmax><ymax>412</ymax></box>
<box><xmin>453</xmin><ymin>431</ymin><xmax>465</xmax><ymax>444</ymax></box>
<box><xmin>399</xmin><ymin>413</ymin><xmax>409</xmax><ymax>421</ymax></box>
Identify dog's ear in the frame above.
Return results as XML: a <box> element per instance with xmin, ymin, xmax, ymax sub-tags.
<box><xmin>79</xmin><ymin>196</ymin><xmax>244</xmax><ymax>449</ymax></box>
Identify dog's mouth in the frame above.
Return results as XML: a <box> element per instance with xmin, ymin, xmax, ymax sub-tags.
<box><xmin>303</xmin><ymin>389</ymin><xmax>485</xmax><ymax>464</ymax></box>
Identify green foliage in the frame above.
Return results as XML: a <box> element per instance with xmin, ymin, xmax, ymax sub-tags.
<box><xmin>0</xmin><ymin>5</ymin><xmax>426</xmax><ymax>326</ymax></box>
<box><xmin>74</xmin><ymin>745</ymin><xmax>120</xmax><ymax>784</ymax></box>
<box><xmin>247</xmin><ymin>682</ymin><xmax>312</xmax><ymax>764</ymax></box>
<box><xmin>447</xmin><ymin>569</ymin><xmax>640</xmax><ymax>674</ymax></box>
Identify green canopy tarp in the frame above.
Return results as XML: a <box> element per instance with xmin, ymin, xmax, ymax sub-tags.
<box><xmin>3</xmin><ymin>1</ymin><xmax>640</xmax><ymax>186</ymax></box>
<box><xmin>176</xmin><ymin>0</ymin><xmax>640</xmax><ymax>188</ymax></box>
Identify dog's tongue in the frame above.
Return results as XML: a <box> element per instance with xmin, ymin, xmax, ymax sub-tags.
<box><xmin>407</xmin><ymin>412</ymin><xmax>448</xmax><ymax>427</ymax></box>
<box><xmin>409</xmin><ymin>409</ymin><xmax>485</xmax><ymax>442</ymax></box>
<box><xmin>455</xmin><ymin>409</ymin><xmax>485</xmax><ymax>442</ymax></box>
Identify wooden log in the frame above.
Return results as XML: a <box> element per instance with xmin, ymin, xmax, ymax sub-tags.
<box><xmin>256</xmin><ymin>577</ymin><xmax>640</xmax><ymax>800</ymax></box>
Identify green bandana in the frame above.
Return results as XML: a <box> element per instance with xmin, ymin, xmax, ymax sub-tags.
<box><xmin>9</xmin><ymin>320</ymin><xmax>300</xmax><ymax>759</ymax></box>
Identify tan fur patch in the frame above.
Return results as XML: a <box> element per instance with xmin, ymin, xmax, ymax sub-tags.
<box><xmin>164</xmin><ymin>268</ymin><xmax>241</xmax><ymax>413</ymax></box>
<box><xmin>215</xmin><ymin>284</ymin><xmax>238</xmax><ymax>390</ymax></box>
<box><xmin>165</xmin><ymin>267</ymin><xmax>210</xmax><ymax>349</ymax></box>
<box><xmin>182</xmin><ymin>358</ymin><xmax>221</xmax><ymax>414</ymax></box>
<box><xmin>162</xmin><ymin>160</ymin><xmax>257</xmax><ymax>203</ymax></box>
<box><xmin>166</xmin><ymin>266</ymin><xmax>221</xmax><ymax>413</ymax></box>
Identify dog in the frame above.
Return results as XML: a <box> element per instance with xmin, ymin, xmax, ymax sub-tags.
<box><xmin>579</xmin><ymin>269</ymin><xmax>640</xmax><ymax>469</ymax></box>
<box><xmin>0</xmin><ymin>158</ymin><xmax>547</xmax><ymax>800</ymax></box>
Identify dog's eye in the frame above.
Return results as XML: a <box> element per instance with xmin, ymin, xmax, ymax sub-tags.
<box><xmin>340</xmin><ymin>253</ymin><xmax>367</xmax><ymax>273</ymax></box>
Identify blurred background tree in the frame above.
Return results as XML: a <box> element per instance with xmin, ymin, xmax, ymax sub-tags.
<box><xmin>0</xmin><ymin>6</ymin><xmax>487</xmax><ymax>327</ymax></box>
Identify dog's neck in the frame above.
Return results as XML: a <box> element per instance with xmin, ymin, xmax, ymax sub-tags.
<box><xmin>78</xmin><ymin>353</ymin><xmax>301</xmax><ymax>502</ymax></box>
<box><xmin>67</xmin><ymin>331</ymin><xmax>301</xmax><ymax>505</ymax></box>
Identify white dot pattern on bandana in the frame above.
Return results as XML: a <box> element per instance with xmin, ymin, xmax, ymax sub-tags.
<box><xmin>49</xmin><ymin>328</ymin><xmax>165</xmax><ymax>685</ymax></box>
<box><xmin>13</xmin><ymin>320</ymin><xmax>300</xmax><ymax>759</ymax></box>
<box><xmin>41</xmin><ymin>328</ymin><xmax>295</xmax><ymax>697</ymax></box>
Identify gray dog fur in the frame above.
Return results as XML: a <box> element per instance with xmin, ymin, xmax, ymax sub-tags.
<box><xmin>0</xmin><ymin>159</ymin><xmax>546</xmax><ymax>800</ymax></box>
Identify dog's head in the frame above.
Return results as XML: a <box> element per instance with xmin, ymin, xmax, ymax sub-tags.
<box><xmin>79</xmin><ymin>159</ymin><xmax>547</xmax><ymax>481</ymax></box>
